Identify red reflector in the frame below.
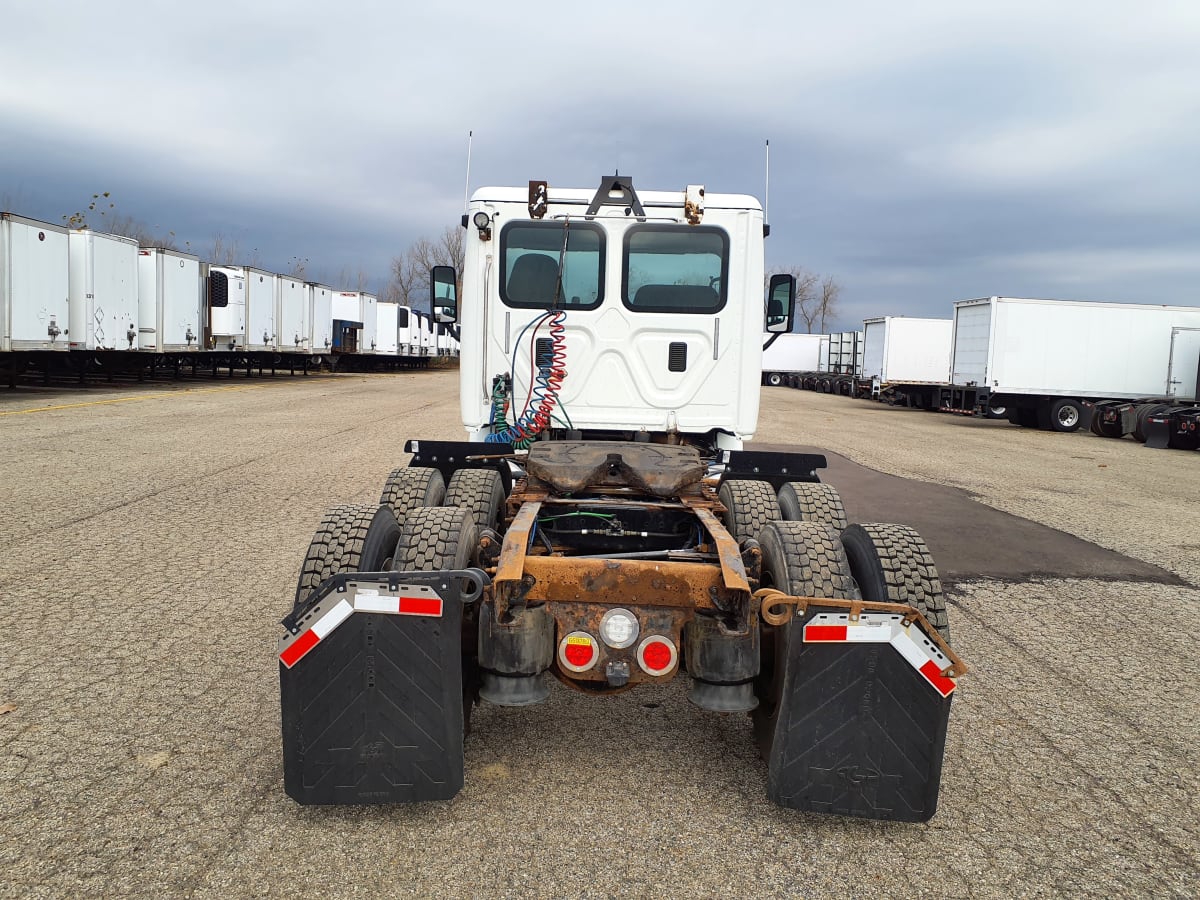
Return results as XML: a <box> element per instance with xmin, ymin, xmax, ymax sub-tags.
<box><xmin>919</xmin><ymin>659</ymin><xmax>956</xmax><ymax>698</ymax></box>
<box><xmin>397</xmin><ymin>595</ymin><xmax>442</xmax><ymax>616</ymax></box>
<box><xmin>641</xmin><ymin>640</ymin><xmax>672</xmax><ymax>671</ymax></box>
<box><xmin>805</xmin><ymin>624</ymin><xmax>848</xmax><ymax>642</ymax></box>
<box><xmin>280</xmin><ymin>629</ymin><xmax>319</xmax><ymax>668</ymax></box>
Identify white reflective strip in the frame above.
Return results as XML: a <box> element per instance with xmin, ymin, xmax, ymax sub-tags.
<box><xmin>904</xmin><ymin>623</ymin><xmax>950</xmax><ymax>665</ymax></box>
<box><xmin>312</xmin><ymin>599</ymin><xmax>354</xmax><ymax>638</ymax></box>
<box><xmin>355</xmin><ymin>594</ymin><xmax>400</xmax><ymax>614</ymax></box>
<box><xmin>844</xmin><ymin>621</ymin><xmax>895</xmax><ymax>643</ymax></box>
<box><xmin>889</xmin><ymin>629</ymin><xmax>931</xmax><ymax>672</ymax></box>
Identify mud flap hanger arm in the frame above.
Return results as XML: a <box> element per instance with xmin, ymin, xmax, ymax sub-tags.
<box><xmin>755</xmin><ymin>588</ymin><xmax>968</xmax><ymax>679</ymax></box>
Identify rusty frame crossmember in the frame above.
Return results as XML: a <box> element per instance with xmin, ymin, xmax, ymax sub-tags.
<box><xmin>492</xmin><ymin>494</ymin><xmax>751</xmax><ymax>623</ymax></box>
<box><xmin>755</xmin><ymin>588</ymin><xmax>968</xmax><ymax>678</ymax></box>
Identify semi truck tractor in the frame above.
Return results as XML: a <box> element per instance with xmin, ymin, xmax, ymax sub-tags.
<box><xmin>278</xmin><ymin>175</ymin><xmax>966</xmax><ymax>821</ymax></box>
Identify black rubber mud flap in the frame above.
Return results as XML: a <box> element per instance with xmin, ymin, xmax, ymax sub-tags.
<box><xmin>767</xmin><ymin>605</ymin><xmax>954</xmax><ymax>822</ymax></box>
<box><xmin>279</xmin><ymin>569</ymin><xmax>486</xmax><ymax>806</ymax></box>
<box><xmin>1142</xmin><ymin>413</ymin><xmax>1172</xmax><ymax>450</ymax></box>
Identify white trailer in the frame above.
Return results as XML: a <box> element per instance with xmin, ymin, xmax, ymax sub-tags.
<box><xmin>761</xmin><ymin>332</ymin><xmax>825</xmax><ymax>386</ymax></box>
<box><xmin>1</xmin><ymin>213</ymin><xmax>69</xmax><ymax>351</ymax></box>
<box><xmin>332</xmin><ymin>291</ymin><xmax>364</xmax><ymax>353</ymax></box>
<box><xmin>308</xmin><ymin>284</ymin><xmax>334</xmax><ymax>353</ymax></box>
<box><xmin>396</xmin><ymin>305</ymin><xmax>420</xmax><ymax>357</ymax></box>
<box><xmin>374</xmin><ymin>300</ymin><xmax>399</xmax><ymax>356</ymax></box>
<box><xmin>277</xmin><ymin>275</ymin><xmax>309</xmax><ymax>352</ymax></box>
<box><xmin>826</xmin><ymin>330</ymin><xmax>863</xmax><ymax>375</ymax></box>
<box><xmin>137</xmin><ymin>248</ymin><xmax>202</xmax><ymax>351</ymax></box>
<box><xmin>945</xmin><ymin>296</ymin><xmax>1200</xmax><ymax>434</ymax></box>
<box><xmin>245</xmin><ymin>268</ymin><xmax>279</xmax><ymax>351</ymax></box>
<box><xmin>206</xmin><ymin>265</ymin><xmax>246</xmax><ymax>350</ymax></box>
<box><xmin>859</xmin><ymin>316</ymin><xmax>953</xmax><ymax>407</ymax></box>
<box><xmin>68</xmin><ymin>229</ymin><xmax>139</xmax><ymax>351</ymax></box>
<box><xmin>361</xmin><ymin>293</ymin><xmax>379</xmax><ymax>352</ymax></box>
<box><xmin>416</xmin><ymin>310</ymin><xmax>435</xmax><ymax>358</ymax></box>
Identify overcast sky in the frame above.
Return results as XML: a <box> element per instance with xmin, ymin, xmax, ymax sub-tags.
<box><xmin>2</xmin><ymin>1</ymin><xmax>1197</xmax><ymax>331</ymax></box>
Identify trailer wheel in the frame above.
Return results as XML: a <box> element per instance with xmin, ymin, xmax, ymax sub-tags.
<box><xmin>1133</xmin><ymin>403</ymin><xmax>1169</xmax><ymax>443</ymax></box>
<box><xmin>444</xmin><ymin>468</ymin><xmax>506</xmax><ymax>530</ymax></box>
<box><xmin>718</xmin><ymin>479</ymin><xmax>781</xmax><ymax>543</ymax></box>
<box><xmin>766</xmin><ymin>372</ymin><xmax>784</xmax><ymax>387</ymax></box>
<box><xmin>841</xmin><ymin>523</ymin><xmax>950</xmax><ymax>642</ymax></box>
<box><xmin>776</xmin><ymin>482</ymin><xmax>848</xmax><ymax>531</ymax></box>
<box><xmin>752</xmin><ymin>521</ymin><xmax>860</xmax><ymax>759</ymax></box>
<box><xmin>380</xmin><ymin>466</ymin><xmax>445</xmax><ymax>519</ymax></box>
<box><xmin>293</xmin><ymin>503</ymin><xmax>402</xmax><ymax>610</ymax></box>
<box><xmin>1048</xmin><ymin>398</ymin><xmax>1083</xmax><ymax>432</ymax></box>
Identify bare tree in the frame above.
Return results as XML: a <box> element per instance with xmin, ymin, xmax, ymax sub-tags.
<box><xmin>208</xmin><ymin>234</ymin><xmax>261</xmax><ymax>267</ymax></box>
<box><xmin>61</xmin><ymin>191</ymin><xmax>114</xmax><ymax>229</ymax></box>
<box><xmin>106</xmin><ymin>214</ymin><xmax>179</xmax><ymax>250</ymax></box>
<box><xmin>208</xmin><ymin>233</ymin><xmax>240</xmax><ymax>265</ymax></box>
<box><xmin>768</xmin><ymin>266</ymin><xmax>820</xmax><ymax>332</ymax></box>
<box><xmin>337</xmin><ymin>266</ymin><xmax>372</xmax><ymax>292</ymax></box>
<box><xmin>818</xmin><ymin>275</ymin><xmax>841</xmax><ymax>333</ymax></box>
<box><xmin>386</xmin><ymin>225</ymin><xmax>465</xmax><ymax>311</ymax></box>
<box><xmin>288</xmin><ymin>255</ymin><xmax>309</xmax><ymax>279</ymax></box>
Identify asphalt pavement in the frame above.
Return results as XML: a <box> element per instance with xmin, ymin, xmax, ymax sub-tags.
<box><xmin>1</xmin><ymin>371</ymin><xmax>1196</xmax><ymax>898</ymax></box>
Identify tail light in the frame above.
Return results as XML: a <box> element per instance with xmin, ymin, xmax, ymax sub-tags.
<box><xmin>559</xmin><ymin>631</ymin><xmax>599</xmax><ymax>673</ymax></box>
<box><xmin>637</xmin><ymin>636</ymin><xmax>678</xmax><ymax>675</ymax></box>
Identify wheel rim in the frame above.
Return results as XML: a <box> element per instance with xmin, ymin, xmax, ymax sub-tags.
<box><xmin>1058</xmin><ymin>405</ymin><xmax>1079</xmax><ymax>428</ymax></box>
<box><xmin>989</xmin><ymin>406</ymin><xmax>1006</xmax><ymax>417</ymax></box>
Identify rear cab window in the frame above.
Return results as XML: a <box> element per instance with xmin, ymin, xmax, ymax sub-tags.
<box><xmin>622</xmin><ymin>225</ymin><xmax>729</xmax><ymax>314</ymax></box>
<box><xmin>500</xmin><ymin>221</ymin><xmax>605</xmax><ymax>309</ymax></box>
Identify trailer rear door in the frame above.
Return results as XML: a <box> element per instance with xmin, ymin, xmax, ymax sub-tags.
<box><xmin>952</xmin><ymin>300</ymin><xmax>993</xmax><ymax>385</ymax></box>
<box><xmin>1168</xmin><ymin>327</ymin><xmax>1200</xmax><ymax>400</ymax></box>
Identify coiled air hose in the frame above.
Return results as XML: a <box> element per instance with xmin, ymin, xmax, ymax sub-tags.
<box><xmin>486</xmin><ymin>308</ymin><xmax>567</xmax><ymax>447</ymax></box>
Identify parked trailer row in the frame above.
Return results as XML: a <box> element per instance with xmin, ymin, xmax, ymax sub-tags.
<box><xmin>1</xmin><ymin>212</ymin><xmax>459</xmax><ymax>385</ymax></box>
<box><xmin>760</xmin><ymin>329</ymin><xmax>864</xmax><ymax>394</ymax></box>
<box><xmin>769</xmin><ymin>297</ymin><xmax>1200</xmax><ymax>452</ymax></box>
<box><xmin>941</xmin><ymin>297</ymin><xmax>1200</xmax><ymax>447</ymax></box>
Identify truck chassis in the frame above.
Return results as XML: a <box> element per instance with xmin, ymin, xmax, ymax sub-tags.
<box><xmin>279</xmin><ymin>439</ymin><xmax>965</xmax><ymax>821</ymax></box>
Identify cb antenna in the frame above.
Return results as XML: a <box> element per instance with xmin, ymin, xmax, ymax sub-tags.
<box><xmin>764</xmin><ymin>139</ymin><xmax>771</xmax><ymax>238</ymax></box>
<box><xmin>463</xmin><ymin>130</ymin><xmax>474</xmax><ymax>210</ymax></box>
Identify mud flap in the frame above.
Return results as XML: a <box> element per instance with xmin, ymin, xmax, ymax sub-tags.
<box><xmin>768</xmin><ymin>607</ymin><xmax>954</xmax><ymax>822</ymax></box>
<box><xmin>279</xmin><ymin>569</ymin><xmax>487</xmax><ymax>806</ymax></box>
<box><xmin>1143</xmin><ymin>413</ymin><xmax>1172</xmax><ymax>449</ymax></box>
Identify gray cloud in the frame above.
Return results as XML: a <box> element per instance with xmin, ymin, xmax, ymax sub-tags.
<box><xmin>3</xmin><ymin>1</ymin><xmax>1198</xmax><ymax>328</ymax></box>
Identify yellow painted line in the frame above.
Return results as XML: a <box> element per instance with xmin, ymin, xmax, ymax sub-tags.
<box><xmin>0</xmin><ymin>382</ymin><xmax>283</xmax><ymax>417</ymax></box>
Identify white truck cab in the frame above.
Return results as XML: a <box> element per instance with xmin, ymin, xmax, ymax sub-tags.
<box><xmin>448</xmin><ymin>176</ymin><xmax>793</xmax><ymax>451</ymax></box>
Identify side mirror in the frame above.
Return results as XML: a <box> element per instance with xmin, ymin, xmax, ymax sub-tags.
<box><xmin>430</xmin><ymin>265</ymin><xmax>457</xmax><ymax>322</ymax></box>
<box><xmin>765</xmin><ymin>273</ymin><xmax>795</xmax><ymax>333</ymax></box>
